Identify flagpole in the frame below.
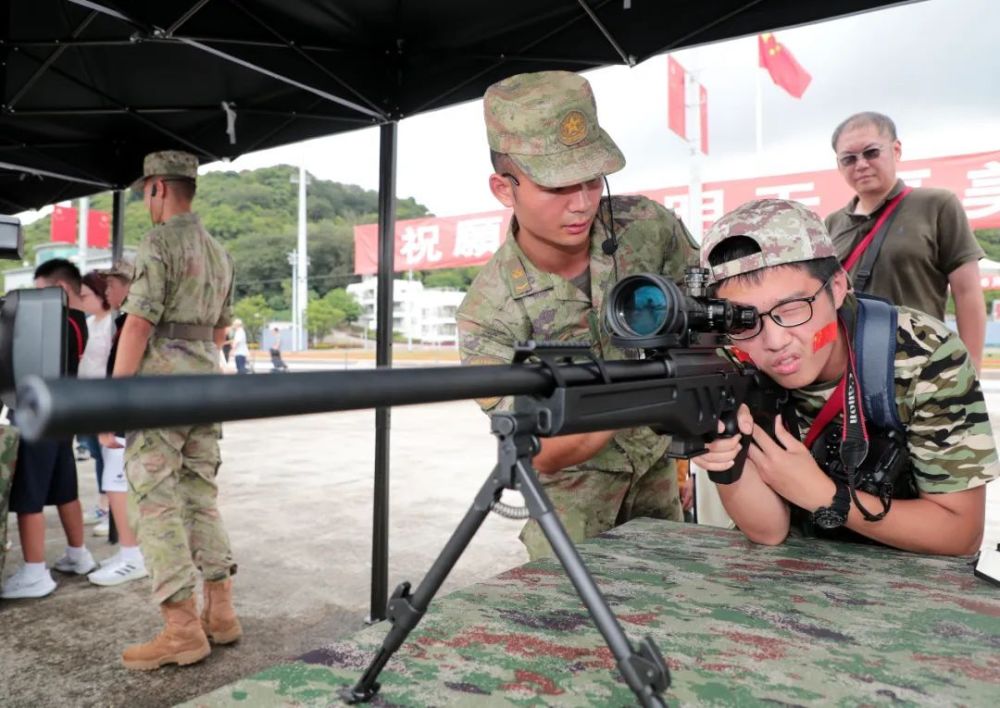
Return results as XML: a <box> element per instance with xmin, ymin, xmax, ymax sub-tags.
<box><xmin>755</xmin><ymin>60</ymin><xmax>763</xmax><ymax>161</ymax></box>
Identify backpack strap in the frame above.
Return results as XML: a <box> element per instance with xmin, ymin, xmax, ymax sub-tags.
<box><xmin>854</xmin><ymin>295</ymin><xmax>904</xmax><ymax>433</ymax></box>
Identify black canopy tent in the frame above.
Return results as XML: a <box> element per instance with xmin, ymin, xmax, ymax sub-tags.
<box><xmin>2</xmin><ymin>0</ymin><xmax>912</xmax><ymax>620</ymax></box>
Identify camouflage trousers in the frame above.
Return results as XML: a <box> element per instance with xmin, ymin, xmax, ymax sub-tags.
<box><xmin>126</xmin><ymin>424</ymin><xmax>235</xmax><ymax>605</ymax></box>
<box><xmin>520</xmin><ymin>455</ymin><xmax>682</xmax><ymax>560</ymax></box>
<box><xmin>0</xmin><ymin>426</ymin><xmax>19</xmax><ymax>581</ymax></box>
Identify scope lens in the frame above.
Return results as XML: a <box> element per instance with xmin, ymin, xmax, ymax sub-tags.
<box><xmin>620</xmin><ymin>282</ymin><xmax>668</xmax><ymax>336</ymax></box>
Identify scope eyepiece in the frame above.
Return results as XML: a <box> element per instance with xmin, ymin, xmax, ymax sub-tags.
<box><xmin>605</xmin><ymin>268</ymin><xmax>759</xmax><ymax>351</ymax></box>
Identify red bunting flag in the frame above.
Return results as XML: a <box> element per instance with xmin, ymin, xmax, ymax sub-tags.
<box><xmin>667</xmin><ymin>56</ymin><xmax>686</xmax><ymax>139</ymax></box>
<box><xmin>758</xmin><ymin>33</ymin><xmax>811</xmax><ymax>99</ymax></box>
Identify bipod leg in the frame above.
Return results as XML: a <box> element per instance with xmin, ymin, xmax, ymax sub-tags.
<box><xmin>515</xmin><ymin>457</ymin><xmax>671</xmax><ymax>707</ymax></box>
<box><xmin>342</xmin><ymin>462</ymin><xmax>511</xmax><ymax>703</ymax></box>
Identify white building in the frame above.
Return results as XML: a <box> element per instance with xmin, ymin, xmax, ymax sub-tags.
<box><xmin>347</xmin><ymin>276</ymin><xmax>465</xmax><ymax>345</ymax></box>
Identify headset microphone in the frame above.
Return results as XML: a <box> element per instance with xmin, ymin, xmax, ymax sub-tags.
<box><xmin>600</xmin><ymin>175</ymin><xmax>618</xmax><ymax>256</ymax></box>
<box><xmin>601</xmin><ymin>236</ymin><xmax>617</xmax><ymax>255</ymax></box>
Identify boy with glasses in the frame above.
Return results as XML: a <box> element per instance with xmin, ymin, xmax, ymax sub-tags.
<box><xmin>693</xmin><ymin>199</ymin><xmax>997</xmax><ymax>555</ymax></box>
<box><xmin>825</xmin><ymin>111</ymin><xmax>986</xmax><ymax>371</ymax></box>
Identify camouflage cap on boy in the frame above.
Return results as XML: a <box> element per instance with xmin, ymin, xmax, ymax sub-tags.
<box><xmin>130</xmin><ymin>150</ymin><xmax>199</xmax><ymax>190</ymax></box>
<box><xmin>484</xmin><ymin>71</ymin><xmax>625</xmax><ymax>188</ymax></box>
<box><xmin>98</xmin><ymin>258</ymin><xmax>135</xmax><ymax>281</ymax></box>
<box><xmin>699</xmin><ymin>199</ymin><xmax>838</xmax><ymax>284</ymax></box>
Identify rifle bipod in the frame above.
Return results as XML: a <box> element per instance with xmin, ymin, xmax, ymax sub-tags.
<box><xmin>342</xmin><ymin>409</ymin><xmax>670</xmax><ymax>707</ymax></box>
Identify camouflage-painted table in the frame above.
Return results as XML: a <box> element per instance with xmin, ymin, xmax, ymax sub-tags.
<box><xmin>187</xmin><ymin>519</ymin><xmax>999</xmax><ymax>707</ymax></box>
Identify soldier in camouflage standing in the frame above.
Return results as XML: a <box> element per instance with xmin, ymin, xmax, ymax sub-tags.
<box><xmin>456</xmin><ymin>71</ymin><xmax>698</xmax><ymax>560</ymax></box>
<box><xmin>693</xmin><ymin>199</ymin><xmax>998</xmax><ymax>554</ymax></box>
<box><xmin>111</xmin><ymin>151</ymin><xmax>241</xmax><ymax>669</ymax></box>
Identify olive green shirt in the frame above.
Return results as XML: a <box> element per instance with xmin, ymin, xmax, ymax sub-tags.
<box><xmin>824</xmin><ymin>180</ymin><xmax>982</xmax><ymax>320</ymax></box>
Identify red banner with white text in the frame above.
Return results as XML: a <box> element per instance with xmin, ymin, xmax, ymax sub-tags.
<box><xmin>354</xmin><ymin>150</ymin><xmax>1000</xmax><ymax>275</ymax></box>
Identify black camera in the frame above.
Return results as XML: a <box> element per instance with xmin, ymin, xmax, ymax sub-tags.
<box><xmin>605</xmin><ymin>267</ymin><xmax>759</xmax><ymax>351</ymax></box>
<box><xmin>0</xmin><ymin>215</ymin><xmax>68</xmax><ymax>408</ymax></box>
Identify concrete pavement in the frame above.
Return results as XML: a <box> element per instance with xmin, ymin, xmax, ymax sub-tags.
<box><xmin>1</xmin><ymin>381</ymin><xmax>998</xmax><ymax>706</ymax></box>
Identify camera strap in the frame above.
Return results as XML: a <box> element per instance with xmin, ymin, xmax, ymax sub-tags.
<box><xmin>802</xmin><ymin>318</ymin><xmax>891</xmax><ymax>521</ymax></box>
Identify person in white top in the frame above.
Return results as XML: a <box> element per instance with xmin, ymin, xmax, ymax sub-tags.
<box><xmin>78</xmin><ymin>272</ymin><xmax>115</xmax><ymax>533</ymax></box>
<box><xmin>230</xmin><ymin>318</ymin><xmax>250</xmax><ymax>374</ymax></box>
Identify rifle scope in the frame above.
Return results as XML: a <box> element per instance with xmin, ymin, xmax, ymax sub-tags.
<box><xmin>605</xmin><ymin>267</ymin><xmax>758</xmax><ymax>350</ymax></box>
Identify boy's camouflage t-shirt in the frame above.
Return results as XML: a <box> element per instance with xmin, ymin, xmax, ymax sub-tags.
<box><xmin>791</xmin><ymin>305</ymin><xmax>999</xmax><ymax>494</ymax></box>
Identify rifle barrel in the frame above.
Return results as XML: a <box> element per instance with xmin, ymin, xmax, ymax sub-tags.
<box><xmin>16</xmin><ymin>360</ymin><xmax>671</xmax><ymax>441</ymax></box>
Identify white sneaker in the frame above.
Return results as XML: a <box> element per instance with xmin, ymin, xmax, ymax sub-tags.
<box><xmin>93</xmin><ymin>519</ymin><xmax>110</xmax><ymax>537</ymax></box>
<box><xmin>1</xmin><ymin>566</ymin><xmax>57</xmax><ymax>599</ymax></box>
<box><xmin>87</xmin><ymin>558</ymin><xmax>148</xmax><ymax>587</ymax></box>
<box><xmin>52</xmin><ymin>548</ymin><xmax>98</xmax><ymax>575</ymax></box>
<box><xmin>83</xmin><ymin>508</ymin><xmax>108</xmax><ymax>526</ymax></box>
<box><xmin>99</xmin><ymin>550</ymin><xmax>122</xmax><ymax>568</ymax></box>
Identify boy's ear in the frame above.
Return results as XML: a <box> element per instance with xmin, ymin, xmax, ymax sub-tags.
<box><xmin>831</xmin><ymin>269</ymin><xmax>850</xmax><ymax>308</ymax></box>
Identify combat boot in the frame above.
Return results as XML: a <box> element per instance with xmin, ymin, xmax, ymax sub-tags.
<box><xmin>201</xmin><ymin>577</ymin><xmax>242</xmax><ymax>644</ymax></box>
<box><xmin>122</xmin><ymin>597</ymin><xmax>211</xmax><ymax>670</ymax></box>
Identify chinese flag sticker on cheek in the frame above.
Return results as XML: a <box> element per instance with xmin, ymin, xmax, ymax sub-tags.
<box><xmin>812</xmin><ymin>321</ymin><xmax>838</xmax><ymax>352</ymax></box>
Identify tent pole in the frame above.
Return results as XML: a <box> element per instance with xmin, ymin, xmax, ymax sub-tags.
<box><xmin>370</xmin><ymin>121</ymin><xmax>398</xmax><ymax>623</ymax></box>
<box><xmin>112</xmin><ymin>189</ymin><xmax>126</xmax><ymax>263</ymax></box>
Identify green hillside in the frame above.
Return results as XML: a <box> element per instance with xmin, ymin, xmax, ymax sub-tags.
<box><xmin>17</xmin><ymin>165</ymin><xmax>431</xmax><ymax>306</ymax></box>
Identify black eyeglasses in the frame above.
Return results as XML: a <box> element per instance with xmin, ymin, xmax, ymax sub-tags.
<box><xmin>837</xmin><ymin>145</ymin><xmax>885</xmax><ymax>168</ymax></box>
<box><xmin>728</xmin><ymin>277</ymin><xmax>832</xmax><ymax>341</ymax></box>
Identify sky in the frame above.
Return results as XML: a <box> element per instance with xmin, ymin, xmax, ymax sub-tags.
<box><xmin>18</xmin><ymin>0</ymin><xmax>1000</xmax><ymax>225</ymax></box>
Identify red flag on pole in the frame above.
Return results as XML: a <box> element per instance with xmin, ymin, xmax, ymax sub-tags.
<box><xmin>667</xmin><ymin>56</ymin><xmax>686</xmax><ymax>139</ymax></box>
<box><xmin>51</xmin><ymin>206</ymin><xmax>77</xmax><ymax>244</ymax></box>
<box><xmin>50</xmin><ymin>205</ymin><xmax>112</xmax><ymax>248</ymax></box>
<box><xmin>698</xmin><ymin>83</ymin><xmax>709</xmax><ymax>155</ymax></box>
<box><xmin>87</xmin><ymin>210</ymin><xmax>111</xmax><ymax>248</ymax></box>
<box><xmin>758</xmin><ymin>33</ymin><xmax>811</xmax><ymax>99</ymax></box>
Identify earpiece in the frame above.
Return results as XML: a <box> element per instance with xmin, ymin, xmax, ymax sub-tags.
<box><xmin>151</xmin><ymin>183</ymin><xmax>158</xmax><ymax>197</ymax></box>
<box><xmin>599</xmin><ymin>176</ymin><xmax>618</xmax><ymax>256</ymax></box>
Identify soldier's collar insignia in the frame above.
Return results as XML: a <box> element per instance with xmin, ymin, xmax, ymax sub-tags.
<box><xmin>558</xmin><ymin>110</ymin><xmax>588</xmax><ymax>146</ymax></box>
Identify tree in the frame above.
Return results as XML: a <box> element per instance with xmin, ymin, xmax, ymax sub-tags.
<box><xmin>305</xmin><ymin>298</ymin><xmax>345</xmax><ymax>345</ymax></box>
<box><xmin>323</xmin><ymin>288</ymin><xmax>361</xmax><ymax>323</ymax></box>
<box><xmin>233</xmin><ymin>295</ymin><xmax>274</xmax><ymax>344</ymax></box>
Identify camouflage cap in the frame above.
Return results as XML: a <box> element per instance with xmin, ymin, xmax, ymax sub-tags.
<box><xmin>97</xmin><ymin>259</ymin><xmax>135</xmax><ymax>281</ymax></box>
<box><xmin>130</xmin><ymin>150</ymin><xmax>199</xmax><ymax>190</ymax></box>
<box><xmin>699</xmin><ymin>199</ymin><xmax>837</xmax><ymax>284</ymax></box>
<box><xmin>484</xmin><ymin>71</ymin><xmax>625</xmax><ymax>188</ymax></box>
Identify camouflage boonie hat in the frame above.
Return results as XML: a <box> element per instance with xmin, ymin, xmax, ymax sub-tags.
<box><xmin>130</xmin><ymin>150</ymin><xmax>199</xmax><ymax>190</ymax></box>
<box><xmin>97</xmin><ymin>258</ymin><xmax>135</xmax><ymax>281</ymax></box>
<box><xmin>699</xmin><ymin>199</ymin><xmax>837</xmax><ymax>284</ymax></box>
<box><xmin>483</xmin><ymin>71</ymin><xmax>625</xmax><ymax>188</ymax></box>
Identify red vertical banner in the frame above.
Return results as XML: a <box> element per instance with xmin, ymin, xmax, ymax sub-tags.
<box><xmin>698</xmin><ymin>83</ymin><xmax>709</xmax><ymax>155</ymax></box>
<box><xmin>86</xmin><ymin>210</ymin><xmax>111</xmax><ymax>248</ymax></box>
<box><xmin>667</xmin><ymin>56</ymin><xmax>686</xmax><ymax>140</ymax></box>
<box><xmin>51</xmin><ymin>205</ymin><xmax>77</xmax><ymax>243</ymax></box>
<box><xmin>49</xmin><ymin>205</ymin><xmax>112</xmax><ymax>247</ymax></box>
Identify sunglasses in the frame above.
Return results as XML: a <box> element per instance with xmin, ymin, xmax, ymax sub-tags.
<box><xmin>837</xmin><ymin>145</ymin><xmax>886</xmax><ymax>168</ymax></box>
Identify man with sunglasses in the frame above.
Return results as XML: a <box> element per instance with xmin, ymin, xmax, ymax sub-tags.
<box><xmin>693</xmin><ymin>198</ymin><xmax>997</xmax><ymax>555</ymax></box>
<box><xmin>111</xmin><ymin>151</ymin><xmax>241</xmax><ymax>669</ymax></box>
<box><xmin>825</xmin><ymin>111</ymin><xmax>986</xmax><ymax>371</ymax></box>
<box><xmin>456</xmin><ymin>71</ymin><xmax>698</xmax><ymax>560</ymax></box>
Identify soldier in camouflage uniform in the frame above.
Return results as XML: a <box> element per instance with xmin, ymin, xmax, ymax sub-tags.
<box><xmin>456</xmin><ymin>71</ymin><xmax>698</xmax><ymax>559</ymax></box>
<box><xmin>112</xmin><ymin>151</ymin><xmax>241</xmax><ymax>669</ymax></box>
<box><xmin>693</xmin><ymin>199</ymin><xmax>999</xmax><ymax>554</ymax></box>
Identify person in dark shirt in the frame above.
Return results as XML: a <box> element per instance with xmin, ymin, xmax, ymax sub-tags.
<box><xmin>2</xmin><ymin>259</ymin><xmax>97</xmax><ymax>599</ymax></box>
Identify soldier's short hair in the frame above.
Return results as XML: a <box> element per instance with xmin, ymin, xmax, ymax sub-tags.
<box><xmin>167</xmin><ymin>178</ymin><xmax>197</xmax><ymax>202</ymax></box>
<box><xmin>831</xmin><ymin>111</ymin><xmax>898</xmax><ymax>150</ymax></box>
<box><xmin>34</xmin><ymin>258</ymin><xmax>83</xmax><ymax>295</ymax></box>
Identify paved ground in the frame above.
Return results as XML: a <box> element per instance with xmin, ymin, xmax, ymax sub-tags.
<box><xmin>1</xmin><ymin>368</ymin><xmax>998</xmax><ymax>707</ymax></box>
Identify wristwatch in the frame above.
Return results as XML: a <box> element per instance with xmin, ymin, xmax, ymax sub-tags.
<box><xmin>812</xmin><ymin>480</ymin><xmax>850</xmax><ymax>530</ymax></box>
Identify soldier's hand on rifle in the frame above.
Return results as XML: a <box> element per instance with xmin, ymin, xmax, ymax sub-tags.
<box><xmin>691</xmin><ymin>404</ymin><xmax>754</xmax><ymax>472</ymax></box>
